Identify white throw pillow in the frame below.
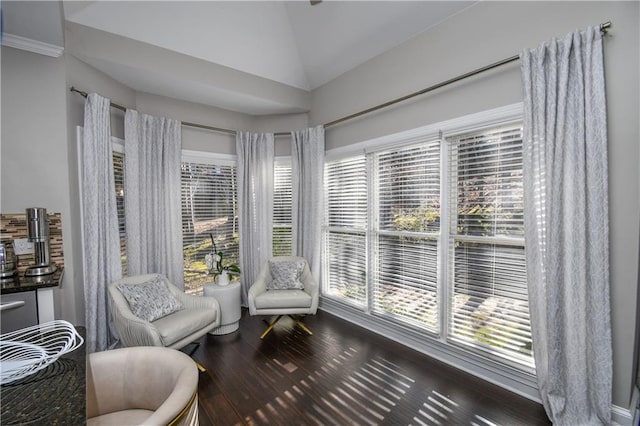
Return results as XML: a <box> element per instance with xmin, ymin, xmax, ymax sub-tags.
<box><xmin>267</xmin><ymin>259</ymin><xmax>305</xmax><ymax>290</ymax></box>
<box><xmin>117</xmin><ymin>276</ymin><xmax>183</xmax><ymax>322</ymax></box>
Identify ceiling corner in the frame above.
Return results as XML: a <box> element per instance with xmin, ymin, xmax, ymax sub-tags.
<box><xmin>2</xmin><ymin>1</ymin><xmax>65</xmax><ymax>57</ymax></box>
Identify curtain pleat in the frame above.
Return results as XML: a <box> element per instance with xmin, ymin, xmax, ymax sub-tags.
<box><xmin>521</xmin><ymin>26</ymin><xmax>611</xmax><ymax>425</ymax></box>
<box><xmin>291</xmin><ymin>126</ymin><xmax>325</xmax><ymax>281</ymax></box>
<box><xmin>124</xmin><ymin>110</ymin><xmax>184</xmax><ymax>288</ymax></box>
<box><xmin>81</xmin><ymin>93</ymin><xmax>123</xmax><ymax>353</ymax></box>
<box><xmin>236</xmin><ymin>132</ymin><xmax>274</xmax><ymax>305</ymax></box>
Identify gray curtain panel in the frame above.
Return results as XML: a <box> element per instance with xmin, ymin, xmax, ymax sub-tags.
<box><xmin>124</xmin><ymin>110</ymin><xmax>184</xmax><ymax>288</ymax></box>
<box><xmin>291</xmin><ymin>125</ymin><xmax>325</xmax><ymax>281</ymax></box>
<box><xmin>522</xmin><ymin>26</ymin><xmax>611</xmax><ymax>425</ymax></box>
<box><xmin>236</xmin><ymin>132</ymin><xmax>274</xmax><ymax>305</ymax></box>
<box><xmin>81</xmin><ymin>93</ymin><xmax>123</xmax><ymax>353</ymax></box>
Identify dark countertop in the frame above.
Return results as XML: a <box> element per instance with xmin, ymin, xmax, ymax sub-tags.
<box><xmin>0</xmin><ymin>268</ymin><xmax>63</xmax><ymax>294</ymax></box>
<box><xmin>0</xmin><ymin>326</ymin><xmax>86</xmax><ymax>425</ymax></box>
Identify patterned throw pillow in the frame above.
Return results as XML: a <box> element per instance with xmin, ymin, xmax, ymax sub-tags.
<box><xmin>116</xmin><ymin>276</ymin><xmax>184</xmax><ymax>322</ymax></box>
<box><xmin>267</xmin><ymin>259</ymin><xmax>305</xmax><ymax>290</ymax></box>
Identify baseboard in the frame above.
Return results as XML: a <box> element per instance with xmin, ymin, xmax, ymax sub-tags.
<box><xmin>318</xmin><ymin>297</ymin><xmax>541</xmax><ymax>402</ymax></box>
<box><xmin>635</xmin><ymin>387</ymin><xmax>640</xmax><ymax>426</ymax></box>
<box><xmin>612</xmin><ymin>386</ymin><xmax>639</xmax><ymax>426</ymax></box>
<box><xmin>319</xmin><ymin>299</ymin><xmax>638</xmax><ymax>426</ymax></box>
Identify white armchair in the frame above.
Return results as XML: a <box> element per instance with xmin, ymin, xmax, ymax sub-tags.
<box><xmin>108</xmin><ymin>274</ymin><xmax>220</xmax><ymax>350</ymax></box>
<box><xmin>248</xmin><ymin>256</ymin><xmax>319</xmax><ymax>339</ymax></box>
<box><xmin>87</xmin><ymin>346</ymin><xmax>199</xmax><ymax>426</ymax></box>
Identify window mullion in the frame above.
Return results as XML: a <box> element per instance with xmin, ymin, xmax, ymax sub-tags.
<box><xmin>366</xmin><ymin>153</ymin><xmax>377</xmax><ymax>315</ymax></box>
<box><xmin>453</xmin><ymin>235</ymin><xmax>524</xmax><ymax>247</ymax></box>
<box><xmin>439</xmin><ymin>137</ymin><xmax>449</xmax><ymax>342</ymax></box>
<box><xmin>377</xmin><ymin>229</ymin><xmax>439</xmax><ymax>239</ymax></box>
<box><xmin>445</xmin><ymin>136</ymin><xmax>459</xmax><ymax>345</ymax></box>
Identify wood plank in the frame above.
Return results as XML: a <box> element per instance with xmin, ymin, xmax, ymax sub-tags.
<box><xmin>190</xmin><ymin>309</ymin><xmax>549</xmax><ymax>426</ymax></box>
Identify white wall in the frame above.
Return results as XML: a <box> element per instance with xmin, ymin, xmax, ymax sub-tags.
<box><xmin>252</xmin><ymin>112</ymin><xmax>309</xmax><ymax>156</ymax></box>
<box><xmin>134</xmin><ymin>93</ymin><xmax>309</xmax><ymax>156</ymax></box>
<box><xmin>310</xmin><ymin>0</ymin><xmax>639</xmax><ymax>413</ymax></box>
<box><xmin>1</xmin><ymin>47</ymin><xmax>77</xmax><ymax>324</ymax></box>
<box><xmin>134</xmin><ymin>91</ymin><xmax>252</xmax><ymax>154</ymax></box>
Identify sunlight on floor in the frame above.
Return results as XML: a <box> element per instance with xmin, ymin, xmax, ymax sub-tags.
<box><xmin>413</xmin><ymin>390</ymin><xmax>459</xmax><ymax>425</ymax></box>
<box><xmin>245</xmin><ymin>350</ymin><xmax>423</xmax><ymax>425</ymax></box>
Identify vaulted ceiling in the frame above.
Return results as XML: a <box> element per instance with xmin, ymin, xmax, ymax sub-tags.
<box><xmin>3</xmin><ymin>1</ymin><xmax>476</xmax><ymax>115</ymax></box>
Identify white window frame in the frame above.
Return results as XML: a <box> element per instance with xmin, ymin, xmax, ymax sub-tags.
<box><xmin>91</xmin><ymin>137</ymin><xmax>242</xmax><ymax>294</ymax></box>
<box><xmin>444</xmin><ymin>123</ymin><xmax>531</xmax><ymax>370</ymax></box>
<box><xmin>180</xmin><ymin>150</ymin><xmax>239</xmax><ymax>294</ymax></box>
<box><xmin>369</xmin><ymin>139</ymin><xmax>442</xmax><ymax>334</ymax></box>
<box><xmin>323</xmin><ymin>153</ymin><xmax>369</xmax><ymax>308</ymax></box>
<box><xmin>320</xmin><ymin>104</ymin><xmax>540</xmax><ymax>401</ymax></box>
<box><xmin>182</xmin><ymin>149</ymin><xmax>236</xmax><ymax>167</ymax></box>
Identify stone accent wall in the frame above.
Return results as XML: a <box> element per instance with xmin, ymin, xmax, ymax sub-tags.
<box><xmin>0</xmin><ymin>212</ymin><xmax>64</xmax><ymax>276</ymax></box>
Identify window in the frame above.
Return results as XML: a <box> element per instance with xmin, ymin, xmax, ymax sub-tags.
<box><xmin>181</xmin><ymin>156</ymin><xmax>238</xmax><ymax>295</ymax></box>
<box><xmin>273</xmin><ymin>160</ymin><xmax>292</xmax><ymax>256</ymax></box>
<box><xmin>448</xmin><ymin>125</ymin><xmax>531</xmax><ymax>366</ymax></box>
<box><xmin>324</xmin><ymin>156</ymin><xmax>368</xmax><ymax>306</ymax></box>
<box><xmin>108</xmin><ymin>140</ymin><xmax>239</xmax><ymax>295</ymax></box>
<box><xmin>323</xmin><ymin>114</ymin><xmax>533</xmax><ymax>371</ymax></box>
<box><xmin>112</xmin><ymin>144</ymin><xmax>127</xmax><ymax>275</ymax></box>
<box><xmin>373</xmin><ymin>142</ymin><xmax>441</xmax><ymax>332</ymax></box>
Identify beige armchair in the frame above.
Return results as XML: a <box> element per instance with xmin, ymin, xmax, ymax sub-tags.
<box><xmin>87</xmin><ymin>346</ymin><xmax>199</xmax><ymax>426</ymax></box>
<box><xmin>108</xmin><ymin>274</ymin><xmax>220</xmax><ymax>350</ymax></box>
<box><xmin>248</xmin><ymin>256</ymin><xmax>319</xmax><ymax>339</ymax></box>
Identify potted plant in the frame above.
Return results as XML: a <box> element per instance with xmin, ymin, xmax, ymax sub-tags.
<box><xmin>204</xmin><ymin>234</ymin><xmax>240</xmax><ymax>286</ymax></box>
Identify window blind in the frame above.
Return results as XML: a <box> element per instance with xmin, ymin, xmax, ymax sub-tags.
<box><xmin>324</xmin><ymin>156</ymin><xmax>368</xmax><ymax>306</ymax></box>
<box><xmin>326</xmin><ymin>157</ymin><xmax>368</xmax><ymax>229</ymax></box>
<box><xmin>273</xmin><ymin>162</ymin><xmax>292</xmax><ymax>256</ymax></box>
<box><xmin>112</xmin><ymin>150</ymin><xmax>127</xmax><ymax>275</ymax></box>
<box><xmin>452</xmin><ymin>126</ymin><xmax>524</xmax><ymax>237</ymax></box>
<box><xmin>323</xmin><ymin>115</ymin><xmax>533</xmax><ymax>373</ymax></box>
<box><xmin>325</xmin><ymin>230</ymin><xmax>367</xmax><ymax>306</ymax></box>
<box><xmin>448</xmin><ymin>124</ymin><xmax>533</xmax><ymax>367</ymax></box>
<box><xmin>377</xmin><ymin>143</ymin><xmax>441</xmax><ymax>232</ymax></box>
<box><xmin>181</xmin><ymin>161</ymin><xmax>238</xmax><ymax>294</ymax></box>
<box><xmin>373</xmin><ymin>142</ymin><xmax>440</xmax><ymax>331</ymax></box>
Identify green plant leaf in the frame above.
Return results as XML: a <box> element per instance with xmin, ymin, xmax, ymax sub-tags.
<box><xmin>227</xmin><ymin>265</ymin><xmax>241</xmax><ymax>273</ymax></box>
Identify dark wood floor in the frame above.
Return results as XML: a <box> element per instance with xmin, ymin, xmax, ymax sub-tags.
<box><xmin>190</xmin><ymin>309</ymin><xmax>550</xmax><ymax>426</ymax></box>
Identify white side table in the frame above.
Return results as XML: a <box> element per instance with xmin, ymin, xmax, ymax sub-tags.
<box><xmin>203</xmin><ymin>280</ymin><xmax>241</xmax><ymax>335</ymax></box>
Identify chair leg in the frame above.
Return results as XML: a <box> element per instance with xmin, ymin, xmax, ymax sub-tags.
<box><xmin>260</xmin><ymin>315</ymin><xmax>283</xmax><ymax>339</ymax></box>
<box><xmin>184</xmin><ymin>341</ymin><xmax>200</xmax><ymax>356</ymax></box>
<box><xmin>289</xmin><ymin>315</ymin><xmax>313</xmax><ymax>336</ymax></box>
<box><xmin>182</xmin><ymin>342</ymin><xmax>206</xmax><ymax>372</ymax></box>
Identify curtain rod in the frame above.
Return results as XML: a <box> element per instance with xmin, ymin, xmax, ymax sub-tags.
<box><xmin>325</xmin><ymin>21</ymin><xmax>611</xmax><ymax>127</ymax></box>
<box><xmin>70</xmin><ymin>20</ymin><xmax>611</xmax><ymax>136</ymax></box>
<box><xmin>69</xmin><ymin>86</ymin><xmax>254</xmax><ymax>136</ymax></box>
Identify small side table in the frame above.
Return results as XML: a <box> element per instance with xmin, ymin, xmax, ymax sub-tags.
<box><xmin>203</xmin><ymin>280</ymin><xmax>241</xmax><ymax>335</ymax></box>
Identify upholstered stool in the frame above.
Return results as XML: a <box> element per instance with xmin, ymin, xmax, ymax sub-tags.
<box><xmin>86</xmin><ymin>346</ymin><xmax>198</xmax><ymax>426</ymax></box>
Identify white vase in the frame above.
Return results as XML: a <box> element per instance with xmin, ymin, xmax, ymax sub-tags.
<box><xmin>217</xmin><ymin>271</ymin><xmax>230</xmax><ymax>286</ymax></box>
